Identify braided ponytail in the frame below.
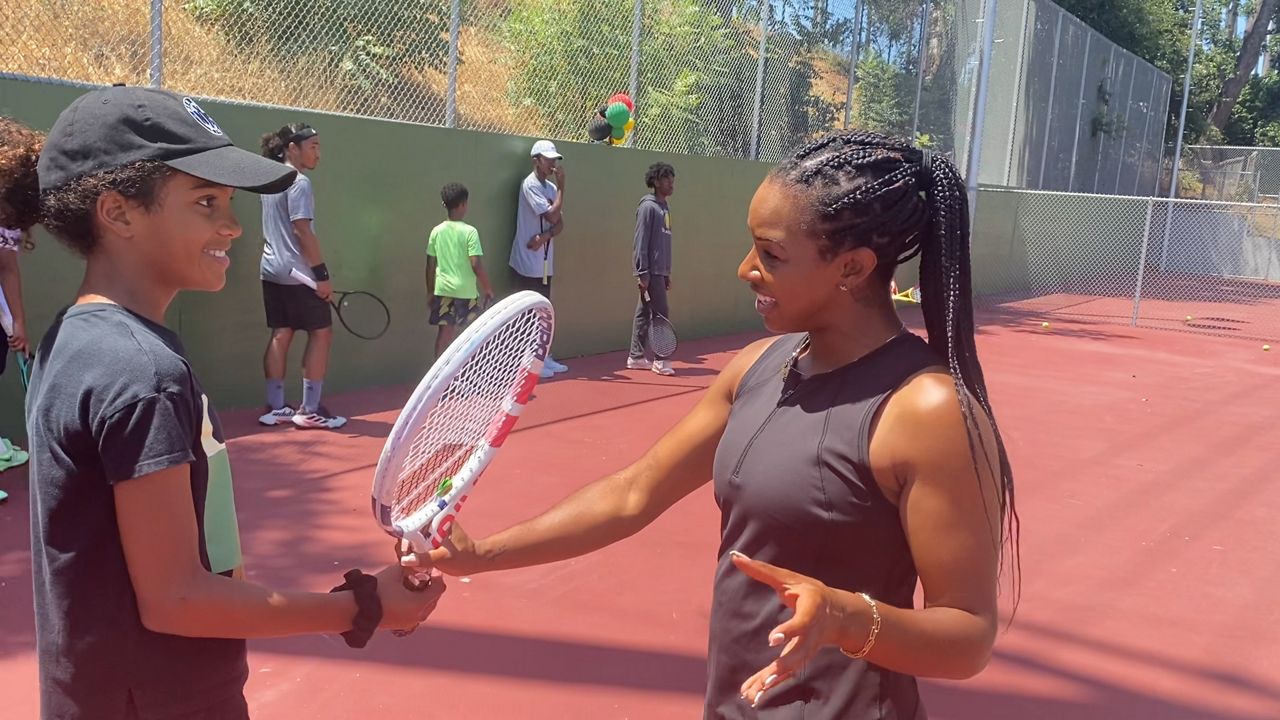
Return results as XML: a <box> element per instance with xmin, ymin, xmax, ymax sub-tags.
<box><xmin>773</xmin><ymin>130</ymin><xmax>1020</xmax><ymax>599</ymax></box>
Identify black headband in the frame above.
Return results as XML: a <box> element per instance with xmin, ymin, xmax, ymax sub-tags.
<box><xmin>287</xmin><ymin>127</ymin><xmax>317</xmax><ymax>145</ymax></box>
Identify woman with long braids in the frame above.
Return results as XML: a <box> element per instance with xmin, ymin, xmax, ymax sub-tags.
<box><xmin>425</xmin><ymin>130</ymin><xmax>1018</xmax><ymax>719</ymax></box>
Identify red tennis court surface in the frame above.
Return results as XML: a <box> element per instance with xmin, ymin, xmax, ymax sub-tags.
<box><xmin>983</xmin><ymin>272</ymin><xmax>1280</xmax><ymax>341</ymax></box>
<box><xmin>2</xmin><ymin>310</ymin><xmax>1278</xmax><ymax>719</ymax></box>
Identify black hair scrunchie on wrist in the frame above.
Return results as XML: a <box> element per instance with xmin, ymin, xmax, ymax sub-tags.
<box><xmin>330</xmin><ymin>569</ymin><xmax>382</xmax><ymax>649</ymax></box>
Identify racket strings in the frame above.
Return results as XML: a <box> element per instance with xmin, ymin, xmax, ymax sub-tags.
<box><xmin>650</xmin><ymin>317</ymin><xmax>677</xmax><ymax>357</ymax></box>
<box><xmin>335</xmin><ymin>292</ymin><xmax>390</xmax><ymax>339</ymax></box>
<box><xmin>389</xmin><ymin>308</ymin><xmax>548</xmax><ymax>523</ymax></box>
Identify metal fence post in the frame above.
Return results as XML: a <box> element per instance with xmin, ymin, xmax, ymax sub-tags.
<box><xmin>445</xmin><ymin>0</ymin><xmax>460</xmax><ymax>128</ymax></box>
<box><xmin>1067</xmin><ymin>26</ymin><xmax>1090</xmax><ymax>191</ymax></box>
<box><xmin>1130</xmin><ymin>197</ymin><xmax>1156</xmax><ymax>326</ymax></box>
<box><xmin>910</xmin><ymin>0</ymin><xmax>930</xmax><ymax>142</ymax></box>
<box><xmin>149</xmin><ymin>0</ymin><xmax>163</xmax><ymax>88</ymax></box>
<box><xmin>628</xmin><ymin>0</ymin><xmax>643</xmax><ymax>146</ymax></box>
<box><xmin>1161</xmin><ymin>0</ymin><xmax>1204</xmax><ymax>270</ymax></box>
<box><xmin>845</xmin><ymin>0</ymin><xmax>864</xmax><ymax>129</ymax></box>
<box><xmin>1036</xmin><ymin>7</ymin><xmax>1063</xmax><ymax>189</ymax></box>
<box><xmin>965</xmin><ymin>0</ymin><xmax>999</xmax><ymax>207</ymax></box>
<box><xmin>750</xmin><ymin>0</ymin><xmax>769</xmax><ymax>160</ymax></box>
<box><xmin>1266</xmin><ymin>207</ymin><xmax>1280</xmax><ymax>280</ymax></box>
<box><xmin>1003</xmin><ymin>0</ymin><xmax>1031</xmax><ymax>186</ymax></box>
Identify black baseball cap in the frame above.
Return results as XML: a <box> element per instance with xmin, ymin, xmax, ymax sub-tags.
<box><xmin>37</xmin><ymin>84</ymin><xmax>296</xmax><ymax>194</ymax></box>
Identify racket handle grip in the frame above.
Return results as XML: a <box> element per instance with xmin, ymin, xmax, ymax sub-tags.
<box><xmin>389</xmin><ymin>573</ymin><xmax>432</xmax><ymax>636</ymax></box>
<box><xmin>403</xmin><ymin>573</ymin><xmax>432</xmax><ymax>592</ymax></box>
<box><xmin>289</xmin><ymin>267</ymin><xmax>318</xmax><ymax>290</ymax></box>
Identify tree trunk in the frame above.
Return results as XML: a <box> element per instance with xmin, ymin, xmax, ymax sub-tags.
<box><xmin>814</xmin><ymin>0</ymin><xmax>829</xmax><ymax>35</ymax></box>
<box><xmin>1209</xmin><ymin>0</ymin><xmax>1280</xmax><ymax>131</ymax></box>
<box><xmin>1228</xmin><ymin>0</ymin><xmax>1240</xmax><ymax>41</ymax></box>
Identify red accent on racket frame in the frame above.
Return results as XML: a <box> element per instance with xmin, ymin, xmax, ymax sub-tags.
<box><xmin>513</xmin><ymin>368</ymin><xmax>540</xmax><ymax>405</ymax></box>
<box><xmin>430</xmin><ymin>494</ymin><xmax>470</xmax><ymax>549</ymax></box>
<box><xmin>487</xmin><ymin>410</ymin><xmax>521</xmax><ymax>448</ymax></box>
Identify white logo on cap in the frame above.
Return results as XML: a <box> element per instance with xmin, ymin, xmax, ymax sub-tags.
<box><xmin>183</xmin><ymin>97</ymin><xmax>224</xmax><ymax>136</ymax></box>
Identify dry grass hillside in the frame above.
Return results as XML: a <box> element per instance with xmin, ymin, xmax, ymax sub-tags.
<box><xmin>4</xmin><ymin>0</ymin><xmax>847</xmax><ymax>143</ymax></box>
<box><xmin>4</xmin><ymin>0</ymin><xmax>525</xmax><ymax>134</ymax></box>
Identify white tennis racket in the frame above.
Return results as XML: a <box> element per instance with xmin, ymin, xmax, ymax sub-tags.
<box><xmin>642</xmin><ymin>289</ymin><xmax>678</xmax><ymax>357</ymax></box>
<box><xmin>371</xmin><ymin>290</ymin><xmax>554</xmax><ymax>590</ymax></box>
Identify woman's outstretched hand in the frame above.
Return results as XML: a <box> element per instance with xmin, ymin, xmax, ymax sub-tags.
<box><xmin>730</xmin><ymin>551</ymin><xmax>856</xmax><ymax>709</ymax></box>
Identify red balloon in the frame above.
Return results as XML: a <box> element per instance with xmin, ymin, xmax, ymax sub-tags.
<box><xmin>608</xmin><ymin>93</ymin><xmax>634</xmax><ymax>113</ymax></box>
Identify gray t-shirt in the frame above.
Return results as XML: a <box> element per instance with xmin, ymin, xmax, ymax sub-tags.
<box><xmin>508</xmin><ymin>171</ymin><xmax>559</xmax><ymax>279</ymax></box>
<box><xmin>260</xmin><ymin>170</ymin><xmax>315</xmax><ymax>284</ymax></box>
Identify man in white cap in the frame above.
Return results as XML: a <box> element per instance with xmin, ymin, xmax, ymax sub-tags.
<box><xmin>510</xmin><ymin>139</ymin><xmax>568</xmax><ymax>377</ymax></box>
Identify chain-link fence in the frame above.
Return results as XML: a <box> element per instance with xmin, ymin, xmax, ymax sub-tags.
<box><xmin>976</xmin><ymin>0</ymin><xmax>1172</xmax><ymax>195</ymax></box>
<box><xmin>1</xmin><ymin>0</ymin><xmax>1167</xmax><ymax>176</ymax></box>
<box><xmin>1156</xmin><ymin>145</ymin><xmax>1280</xmax><ymax>203</ymax></box>
<box><xmin>969</xmin><ymin>188</ymin><xmax>1280</xmax><ymax>340</ymax></box>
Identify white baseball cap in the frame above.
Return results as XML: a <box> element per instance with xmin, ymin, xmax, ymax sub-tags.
<box><xmin>531</xmin><ymin>140</ymin><xmax>563</xmax><ymax>159</ymax></box>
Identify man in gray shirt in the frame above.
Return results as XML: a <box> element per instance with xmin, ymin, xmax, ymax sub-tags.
<box><xmin>628</xmin><ymin>163</ymin><xmax>676</xmax><ymax>376</ymax></box>
<box><xmin>509</xmin><ymin>140</ymin><xmax>569</xmax><ymax>377</ymax></box>
<box><xmin>257</xmin><ymin>122</ymin><xmax>346</xmax><ymax>430</ymax></box>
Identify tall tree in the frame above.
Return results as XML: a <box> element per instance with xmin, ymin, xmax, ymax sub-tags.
<box><xmin>1209</xmin><ymin>0</ymin><xmax>1280</xmax><ymax>130</ymax></box>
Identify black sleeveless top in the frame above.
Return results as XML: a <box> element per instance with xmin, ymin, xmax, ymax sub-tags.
<box><xmin>706</xmin><ymin>332</ymin><xmax>939</xmax><ymax>719</ymax></box>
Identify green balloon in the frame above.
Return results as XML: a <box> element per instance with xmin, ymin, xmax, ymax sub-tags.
<box><xmin>605</xmin><ymin>102</ymin><xmax>631</xmax><ymax>129</ymax></box>
<box><xmin>611</xmin><ymin>125</ymin><xmax>626</xmax><ymax>139</ymax></box>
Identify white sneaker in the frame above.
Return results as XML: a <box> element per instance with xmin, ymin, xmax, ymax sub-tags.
<box><xmin>292</xmin><ymin>407</ymin><xmax>348</xmax><ymax>430</ymax></box>
<box><xmin>258</xmin><ymin>406</ymin><xmax>296</xmax><ymax>426</ymax></box>
<box><xmin>545</xmin><ymin>357</ymin><xmax>569</xmax><ymax>373</ymax></box>
<box><xmin>626</xmin><ymin>357</ymin><xmax>652</xmax><ymax>370</ymax></box>
<box><xmin>652</xmin><ymin>360</ymin><xmax>675</xmax><ymax>376</ymax></box>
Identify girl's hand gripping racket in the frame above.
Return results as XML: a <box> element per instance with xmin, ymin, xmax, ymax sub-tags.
<box><xmin>370</xmin><ymin>290</ymin><xmax>554</xmax><ymax>593</ymax></box>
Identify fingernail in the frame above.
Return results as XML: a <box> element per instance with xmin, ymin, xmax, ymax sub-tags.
<box><xmin>752</xmin><ymin>690</ymin><xmax>764</xmax><ymax>707</ymax></box>
<box><xmin>764</xmin><ymin>674</ymin><xmax>778</xmax><ymax>689</ymax></box>
<box><xmin>769</xmin><ymin>632</ymin><xmax>785</xmax><ymax>646</ymax></box>
<box><xmin>729</xmin><ymin>550</ymin><xmax>748</xmax><ymax>560</ymax></box>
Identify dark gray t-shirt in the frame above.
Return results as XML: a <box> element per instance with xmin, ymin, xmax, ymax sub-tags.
<box><xmin>27</xmin><ymin>304</ymin><xmax>247</xmax><ymax>719</ymax></box>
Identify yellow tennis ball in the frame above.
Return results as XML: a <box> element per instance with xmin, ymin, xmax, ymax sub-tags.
<box><xmin>1186</xmin><ymin>315</ymin><xmax>1193</xmax><ymax>321</ymax></box>
<box><xmin>1265</xmin><ymin>344</ymin><xmax>1272</xmax><ymax>352</ymax></box>
<box><xmin>1041</xmin><ymin>322</ymin><xmax>1050</xmax><ymax>329</ymax></box>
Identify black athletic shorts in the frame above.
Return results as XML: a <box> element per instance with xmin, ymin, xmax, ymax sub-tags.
<box><xmin>510</xmin><ymin>270</ymin><xmax>551</xmax><ymax>301</ymax></box>
<box><xmin>263</xmin><ymin>280</ymin><xmax>332</xmax><ymax>331</ymax></box>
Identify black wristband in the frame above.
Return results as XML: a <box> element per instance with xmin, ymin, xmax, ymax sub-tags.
<box><xmin>329</xmin><ymin>569</ymin><xmax>382</xmax><ymax>649</ymax></box>
<box><xmin>311</xmin><ymin>263</ymin><xmax>330</xmax><ymax>282</ymax></box>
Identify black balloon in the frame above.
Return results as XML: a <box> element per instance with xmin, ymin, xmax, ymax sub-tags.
<box><xmin>587</xmin><ymin>116</ymin><xmax>612</xmax><ymax>142</ymax></box>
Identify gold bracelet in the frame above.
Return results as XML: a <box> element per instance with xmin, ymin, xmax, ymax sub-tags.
<box><xmin>841</xmin><ymin>592</ymin><xmax>881</xmax><ymax>660</ymax></box>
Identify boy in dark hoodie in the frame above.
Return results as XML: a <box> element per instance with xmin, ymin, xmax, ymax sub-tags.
<box><xmin>628</xmin><ymin>162</ymin><xmax>676</xmax><ymax>376</ymax></box>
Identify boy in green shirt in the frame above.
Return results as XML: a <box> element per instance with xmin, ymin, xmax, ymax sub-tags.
<box><xmin>427</xmin><ymin>183</ymin><xmax>493</xmax><ymax>357</ymax></box>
